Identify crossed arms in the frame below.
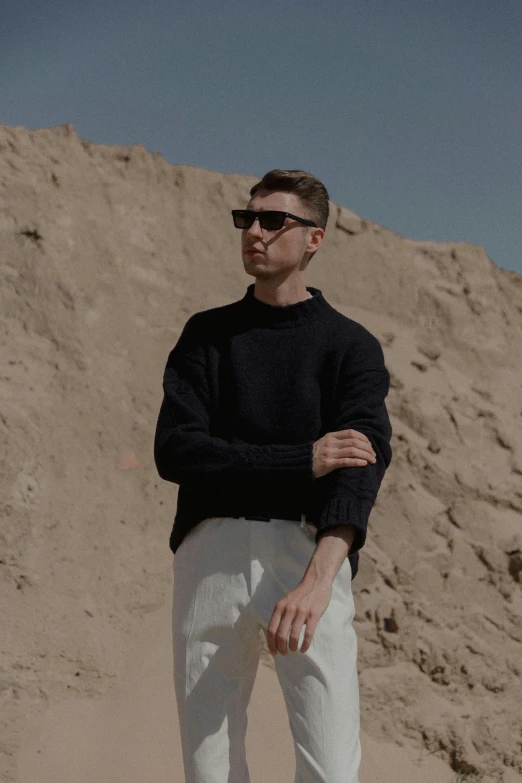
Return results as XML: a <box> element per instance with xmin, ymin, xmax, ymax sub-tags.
<box><xmin>154</xmin><ymin>315</ymin><xmax>393</xmax><ymax>556</ymax></box>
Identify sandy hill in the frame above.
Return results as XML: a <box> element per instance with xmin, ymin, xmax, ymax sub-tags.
<box><xmin>1</xmin><ymin>122</ymin><xmax>521</xmax><ymax>783</ymax></box>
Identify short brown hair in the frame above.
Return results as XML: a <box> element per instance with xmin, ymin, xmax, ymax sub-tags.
<box><xmin>249</xmin><ymin>169</ymin><xmax>329</xmax><ymax>264</ymax></box>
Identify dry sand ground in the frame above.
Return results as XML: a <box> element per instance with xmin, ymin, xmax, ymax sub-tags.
<box><xmin>1</xmin><ymin>123</ymin><xmax>522</xmax><ymax>782</ymax></box>
<box><xmin>17</xmin><ymin>601</ymin><xmax>459</xmax><ymax>783</ymax></box>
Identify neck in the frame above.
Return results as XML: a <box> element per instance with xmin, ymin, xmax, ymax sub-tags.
<box><xmin>252</xmin><ymin>279</ymin><xmax>311</xmax><ymax>307</ymax></box>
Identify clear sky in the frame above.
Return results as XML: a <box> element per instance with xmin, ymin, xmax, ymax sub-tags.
<box><xmin>2</xmin><ymin>0</ymin><xmax>521</xmax><ymax>275</ymax></box>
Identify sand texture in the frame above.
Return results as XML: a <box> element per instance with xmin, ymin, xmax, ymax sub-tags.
<box><xmin>1</xmin><ymin>122</ymin><xmax>521</xmax><ymax>783</ymax></box>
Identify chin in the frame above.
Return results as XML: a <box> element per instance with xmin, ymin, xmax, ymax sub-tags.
<box><xmin>244</xmin><ymin>257</ymin><xmax>267</xmax><ymax>269</ymax></box>
<box><xmin>245</xmin><ymin>268</ymin><xmax>269</xmax><ymax>281</ymax></box>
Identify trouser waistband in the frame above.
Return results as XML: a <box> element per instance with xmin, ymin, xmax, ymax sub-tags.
<box><xmin>232</xmin><ymin>513</ymin><xmax>308</xmax><ymax>523</ymax></box>
<box><xmin>231</xmin><ymin>514</ymin><xmax>317</xmax><ymax>540</ymax></box>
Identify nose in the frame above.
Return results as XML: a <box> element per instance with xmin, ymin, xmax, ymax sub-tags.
<box><xmin>245</xmin><ymin>216</ymin><xmax>263</xmax><ymax>239</ymax></box>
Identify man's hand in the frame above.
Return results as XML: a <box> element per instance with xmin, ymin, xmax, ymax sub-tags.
<box><xmin>266</xmin><ymin>431</ymin><xmax>374</xmax><ymax>656</ymax></box>
<box><xmin>266</xmin><ymin>578</ymin><xmax>333</xmax><ymax>656</ymax></box>
<box><xmin>267</xmin><ymin>526</ymin><xmax>355</xmax><ymax>656</ymax></box>
<box><xmin>312</xmin><ymin>428</ymin><xmax>376</xmax><ymax>479</ymax></box>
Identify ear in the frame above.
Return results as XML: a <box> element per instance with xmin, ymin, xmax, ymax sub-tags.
<box><xmin>307</xmin><ymin>227</ymin><xmax>325</xmax><ymax>253</ymax></box>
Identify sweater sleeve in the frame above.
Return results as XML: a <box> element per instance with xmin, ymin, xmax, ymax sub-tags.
<box><xmin>313</xmin><ymin>330</ymin><xmax>393</xmax><ymax>555</ymax></box>
<box><xmin>153</xmin><ymin>315</ymin><xmax>315</xmax><ymax>489</ymax></box>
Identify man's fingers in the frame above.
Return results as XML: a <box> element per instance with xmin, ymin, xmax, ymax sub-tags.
<box><xmin>268</xmin><ymin>604</ymin><xmax>297</xmax><ymax>656</ymax></box>
<box><xmin>333</xmin><ymin>441</ymin><xmax>376</xmax><ymax>460</ymax></box>
<box><xmin>268</xmin><ymin>604</ymin><xmax>309</xmax><ymax>656</ymax></box>
<box><xmin>288</xmin><ymin>610</ymin><xmax>308</xmax><ymax>652</ymax></box>
<box><xmin>266</xmin><ymin>606</ymin><xmax>284</xmax><ymax>654</ymax></box>
<box><xmin>275</xmin><ymin>609</ymin><xmax>295</xmax><ymax>655</ymax></box>
<box><xmin>341</xmin><ymin>447</ymin><xmax>376</xmax><ymax>463</ymax></box>
<box><xmin>334</xmin><ymin>430</ymin><xmax>375</xmax><ymax>456</ymax></box>
<box><xmin>300</xmin><ymin>615</ymin><xmax>319</xmax><ymax>653</ymax></box>
<box><xmin>335</xmin><ymin>428</ymin><xmax>370</xmax><ymax>440</ymax></box>
<box><xmin>333</xmin><ymin>429</ymin><xmax>372</xmax><ymax>446</ymax></box>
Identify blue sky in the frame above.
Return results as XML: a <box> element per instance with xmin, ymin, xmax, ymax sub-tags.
<box><xmin>2</xmin><ymin>0</ymin><xmax>521</xmax><ymax>275</ymax></box>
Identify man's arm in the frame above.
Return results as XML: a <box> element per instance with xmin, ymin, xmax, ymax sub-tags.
<box><xmin>154</xmin><ymin>315</ymin><xmax>315</xmax><ymax>489</ymax></box>
<box><xmin>266</xmin><ymin>332</ymin><xmax>393</xmax><ymax>657</ymax></box>
<box><xmin>305</xmin><ymin>524</ymin><xmax>355</xmax><ymax>580</ymax></box>
<box><xmin>311</xmin><ymin>330</ymin><xmax>393</xmax><ymax>557</ymax></box>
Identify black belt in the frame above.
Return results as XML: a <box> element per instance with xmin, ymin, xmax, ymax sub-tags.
<box><xmin>232</xmin><ymin>513</ymin><xmax>304</xmax><ymax>522</ymax></box>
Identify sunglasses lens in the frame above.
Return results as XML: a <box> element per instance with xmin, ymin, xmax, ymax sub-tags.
<box><xmin>233</xmin><ymin>211</ymin><xmax>285</xmax><ymax>230</ymax></box>
<box><xmin>233</xmin><ymin>211</ymin><xmax>252</xmax><ymax>228</ymax></box>
<box><xmin>260</xmin><ymin>212</ymin><xmax>284</xmax><ymax>230</ymax></box>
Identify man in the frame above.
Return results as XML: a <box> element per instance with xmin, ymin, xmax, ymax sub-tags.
<box><xmin>154</xmin><ymin>169</ymin><xmax>393</xmax><ymax>783</ymax></box>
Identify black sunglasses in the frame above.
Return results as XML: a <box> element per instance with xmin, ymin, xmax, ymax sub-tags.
<box><xmin>231</xmin><ymin>209</ymin><xmax>317</xmax><ymax>231</ymax></box>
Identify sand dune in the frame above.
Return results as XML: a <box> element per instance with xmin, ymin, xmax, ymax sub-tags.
<box><xmin>1</xmin><ymin>122</ymin><xmax>521</xmax><ymax>782</ymax></box>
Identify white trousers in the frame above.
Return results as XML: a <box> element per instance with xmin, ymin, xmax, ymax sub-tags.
<box><xmin>172</xmin><ymin>516</ymin><xmax>361</xmax><ymax>783</ymax></box>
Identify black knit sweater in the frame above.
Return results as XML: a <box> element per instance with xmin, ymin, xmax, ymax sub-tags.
<box><xmin>153</xmin><ymin>283</ymin><xmax>393</xmax><ymax>580</ymax></box>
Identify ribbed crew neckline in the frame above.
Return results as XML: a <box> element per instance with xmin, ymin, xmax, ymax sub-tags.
<box><xmin>240</xmin><ymin>283</ymin><xmax>333</xmax><ymax>328</ymax></box>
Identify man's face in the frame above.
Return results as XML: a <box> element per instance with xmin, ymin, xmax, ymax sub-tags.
<box><xmin>240</xmin><ymin>189</ymin><xmax>322</xmax><ymax>280</ymax></box>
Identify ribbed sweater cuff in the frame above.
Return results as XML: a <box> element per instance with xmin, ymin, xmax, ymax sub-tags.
<box><xmin>268</xmin><ymin>441</ymin><xmax>314</xmax><ymax>479</ymax></box>
<box><xmin>314</xmin><ymin>495</ymin><xmax>374</xmax><ymax>554</ymax></box>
